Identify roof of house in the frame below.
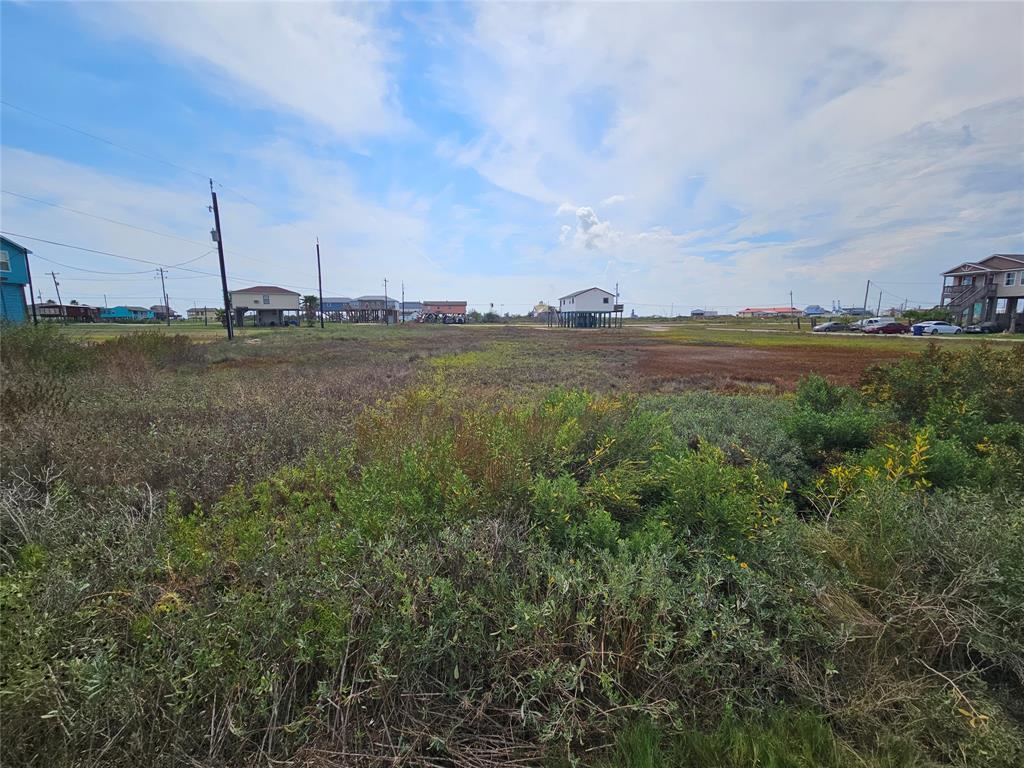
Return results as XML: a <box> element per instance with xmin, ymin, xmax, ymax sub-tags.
<box><xmin>943</xmin><ymin>254</ymin><xmax>1024</xmax><ymax>275</ymax></box>
<box><xmin>321</xmin><ymin>297</ymin><xmax>354</xmax><ymax>304</ymax></box>
<box><xmin>0</xmin><ymin>235</ymin><xmax>31</xmax><ymax>253</ymax></box>
<box><xmin>231</xmin><ymin>285</ymin><xmax>301</xmax><ymax>295</ymax></box>
<box><xmin>559</xmin><ymin>286</ymin><xmax>615</xmax><ymax>300</ymax></box>
<box><xmin>355</xmin><ymin>295</ymin><xmax>398</xmax><ymax>303</ymax></box>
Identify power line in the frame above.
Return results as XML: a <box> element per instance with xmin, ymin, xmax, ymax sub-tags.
<box><xmin>2</xmin><ymin>103</ymin><xmax>327</xmax><ymax>281</ymax></box>
<box><xmin>0</xmin><ymin>231</ymin><xmax>319</xmax><ymax>291</ymax></box>
<box><xmin>4</xmin><ymin>188</ymin><xmax>316</xmax><ymax>277</ymax></box>
<box><xmin>2</xmin><ymin>190</ymin><xmax>212</xmax><ymax>247</ymax></box>
<box><xmin>31</xmin><ymin>253</ymin><xmax>156</xmax><ymax>275</ymax></box>
<box><xmin>1</xmin><ymin>100</ymin><xmax>209</xmax><ymax>181</ymax></box>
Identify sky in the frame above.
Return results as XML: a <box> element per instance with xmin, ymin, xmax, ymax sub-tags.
<box><xmin>1</xmin><ymin>1</ymin><xmax>1022</xmax><ymax>315</ymax></box>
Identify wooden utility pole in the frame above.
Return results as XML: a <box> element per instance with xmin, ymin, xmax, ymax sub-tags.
<box><xmin>315</xmin><ymin>239</ymin><xmax>324</xmax><ymax>329</ymax></box>
<box><xmin>401</xmin><ymin>281</ymin><xmax>405</xmax><ymax>324</ymax></box>
<box><xmin>47</xmin><ymin>271</ymin><xmax>66</xmax><ymax>324</ymax></box>
<box><xmin>209</xmin><ymin>179</ymin><xmax>233</xmax><ymax>340</ymax></box>
<box><xmin>863</xmin><ymin>280</ymin><xmax>870</xmax><ymax>311</ymax></box>
<box><xmin>157</xmin><ymin>267</ymin><xmax>171</xmax><ymax>326</ymax></box>
<box><xmin>383</xmin><ymin>278</ymin><xmax>389</xmax><ymax>324</ymax></box>
<box><xmin>24</xmin><ymin>247</ymin><xmax>38</xmax><ymax>325</ymax></box>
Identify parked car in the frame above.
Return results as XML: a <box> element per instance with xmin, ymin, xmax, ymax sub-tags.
<box><xmin>850</xmin><ymin>317</ymin><xmax>889</xmax><ymax>332</ymax></box>
<box><xmin>965</xmin><ymin>321</ymin><xmax>1001</xmax><ymax>334</ymax></box>
<box><xmin>811</xmin><ymin>321</ymin><xmax>850</xmax><ymax>333</ymax></box>
<box><xmin>864</xmin><ymin>321</ymin><xmax>910</xmax><ymax>334</ymax></box>
<box><xmin>911</xmin><ymin>320</ymin><xmax>962</xmax><ymax>335</ymax></box>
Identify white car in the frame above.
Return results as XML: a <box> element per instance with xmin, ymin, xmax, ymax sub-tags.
<box><xmin>912</xmin><ymin>320</ymin><xmax>962</xmax><ymax>335</ymax></box>
<box><xmin>850</xmin><ymin>317</ymin><xmax>890</xmax><ymax>332</ymax></box>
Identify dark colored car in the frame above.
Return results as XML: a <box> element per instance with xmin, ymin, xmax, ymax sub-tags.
<box><xmin>965</xmin><ymin>321</ymin><xmax>1001</xmax><ymax>334</ymax></box>
<box><xmin>863</xmin><ymin>321</ymin><xmax>909</xmax><ymax>334</ymax></box>
<box><xmin>811</xmin><ymin>321</ymin><xmax>849</xmax><ymax>332</ymax></box>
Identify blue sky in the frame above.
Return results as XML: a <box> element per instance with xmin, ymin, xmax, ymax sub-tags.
<box><xmin>2</xmin><ymin>1</ymin><xmax>1022</xmax><ymax>314</ymax></box>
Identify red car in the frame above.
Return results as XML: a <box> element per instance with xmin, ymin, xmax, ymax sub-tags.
<box><xmin>863</xmin><ymin>321</ymin><xmax>910</xmax><ymax>334</ymax></box>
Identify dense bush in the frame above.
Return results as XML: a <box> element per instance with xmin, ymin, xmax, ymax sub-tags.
<box><xmin>643</xmin><ymin>391</ymin><xmax>811</xmax><ymax>487</ymax></box>
<box><xmin>785</xmin><ymin>375</ymin><xmax>880</xmax><ymax>461</ymax></box>
<box><xmin>862</xmin><ymin>343</ymin><xmax>1024</xmax><ymax>424</ymax></box>
<box><xmin>0</xmin><ymin>323</ymin><xmax>90</xmax><ymax>426</ymax></box>
<box><xmin>2</xmin><ymin>343</ymin><xmax>1023</xmax><ymax>767</ymax></box>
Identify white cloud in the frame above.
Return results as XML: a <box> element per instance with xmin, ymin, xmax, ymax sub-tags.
<box><xmin>81</xmin><ymin>3</ymin><xmax>405</xmax><ymax>140</ymax></box>
<box><xmin>432</xmin><ymin>2</ymin><xmax>1023</xmax><ymax>308</ymax></box>
<box><xmin>601</xmin><ymin>194</ymin><xmax>629</xmax><ymax>206</ymax></box>
<box><xmin>560</xmin><ymin>206</ymin><xmax>621</xmax><ymax>251</ymax></box>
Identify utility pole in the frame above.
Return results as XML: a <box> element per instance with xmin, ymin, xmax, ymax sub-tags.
<box><xmin>863</xmin><ymin>280</ymin><xmax>870</xmax><ymax>311</ymax></box>
<box><xmin>315</xmin><ymin>239</ymin><xmax>325</xmax><ymax>329</ymax></box>
<box><xmin>209</xmin><ymin>179</ymin><xmax>233</xmax><ymax>340</ymax></box>
<box><xmin>47</xmin><ymin>272</ymin><xmax>66</xmax><ymax>324</ymax></box>
<box><xmin>157</xmin><ymin>267</ymin><xmax>170</xmax><ymax>326</ymax></box>
<box><xmin>401</xmin><ymin>281</ymin><xmax>405</xmax><ymax>324</ymax></box>
<box><xmin>103</xmin><ymin>294</ymin><xmax>108</xmax><ymax>308</ymax></box>
<box><xmin>383</xmin><ymin>277</ymin><xmax>389</xmax><ymax>324</ymax></box>
<box><xmin>24</xmin><ymin>248</ymin><xmax>38</xmax><ymax>325</ymax></box>
<box><xmin>876</xmin><ymin>289</ymin><xmax>883</xmax><ymax>316</ymax></box>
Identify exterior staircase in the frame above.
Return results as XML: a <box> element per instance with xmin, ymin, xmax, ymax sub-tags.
<box><xmin>942</xmin><ymin>280</ymin><xmax>996</xmax><ymax>318</ymax></box>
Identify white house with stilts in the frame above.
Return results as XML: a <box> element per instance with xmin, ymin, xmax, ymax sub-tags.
<box><xmin>557</xmin><ymin>287</ymin><xmax>623</xmax><ymax>328</ymax></box>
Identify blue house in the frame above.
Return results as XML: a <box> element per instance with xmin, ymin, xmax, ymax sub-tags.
<box><xmin>803</xmin><ymin>304</ymin><xmax>829</xmax><ymax>317</ymax></box>
<box><xmin>1</xmin><ymin>236</ymin><xmax>33</xmax><ymax>324</ymax></box>
<box><xmin>100</xmin><ymin>305</ymin><xmax>155</xmax><ymax>321</ymax></box>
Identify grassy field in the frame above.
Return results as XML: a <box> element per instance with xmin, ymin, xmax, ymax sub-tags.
<box><xmin>2</xmin><ymin>322</ymin><xmax>1023</xmax><ymax>767</ymax></box>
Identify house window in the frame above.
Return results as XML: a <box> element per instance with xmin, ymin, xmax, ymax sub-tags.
<box><xmin>0</xmin><ymin>251</ymin><xmax>9</xmax><ymax>272</ymax></box>
<box><xmin>962</xmin><ymin>275</ymin><xmax>974</xmax><ymax>286</ymax></box>
<box><xmin>603</xmin><ymin>297</ymin><xmax>609</xmax><ymax>304</ymax></box>
<box><xmin>262</xmin><ymin>294</ymin><xmax>270</xmax><ymax>304</ymax></box>
<box><xmin>1006</xmin><ymin>272</ymin><xmax>1017</xmax><ymax>287</ymax></box>
<box><xmin>997</xmin><ymin>299</ymin><xmax>1008</xmax><ymax>314</ymax></box>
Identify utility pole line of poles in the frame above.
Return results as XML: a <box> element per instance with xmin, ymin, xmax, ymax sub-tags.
<box><xmin>863</xmin><ymin>280</ymin><xmax>871</xmax><ymax>311</ymax></box>
<box><xmin>157</xmin><ymin>267</ymin><xmax>171</xmax><ymax>326</ymax></box>
<box><xmin>315</xmin><ymin>238</ymin><xmax>324</xmax><ymax>329</ymax></box>
<box><xmin>401</xmin><ymin>281</ymin><xmax>405</xmax><ymax>324</ymax></box>
<box><xmin>383</xmin><ymin>278</ymin><xmax>389</xmax><ymax>324</ymax></box>
<box><xmin>47</xmin><ymin>271</ymin><xmax>66</xmax><ymax>324</ymax></box>
<box><xmin>209</xmin><ymin>179</ymin><xmax>233</xmax><ymax>340</ymax></box>
<box><xmin>877</xmin><ymin>289</ymin><xmax>883</xmax><ymax>316</ymax></box>
<box><xmin>24</xmin><ymin>247</ymin><xmax>38</xmax><ymax>325</ymax></box>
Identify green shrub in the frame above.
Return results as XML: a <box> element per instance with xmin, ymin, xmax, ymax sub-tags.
<box><xmin>4</xmin><ymin>359</ymin><xmax>1023</xmax><ymax>767</ymax></box>
<box><xmin>94</xmin><ymin>331</ymin><xmax>205</xmax><ymax>369</ymax></box>
<box><xmin>862</xmin><ymin>344</ymin><xmax>1024</xmax><ymax>424</ymax></box>
<box><xmin>653</xmin><ymin>441</ymin><xmax>788</xmax><ymax>545</ymax></box>
<box><xmin>0</xmin><ymin>323</ymin><xmax>91</xmax><ymax>425</ymax></box>
<box><xmin>785</xmin><ymin>376</ymin><xmax>879</xmax><ymax>460</ymax></box>
<box><xmin>592</xmin><ymin>712</ymin><xmax>925</xmax><ymax>768</ymax></box>
<box><xmin>643</xmin><ymin>390</ymin><xmax>810</xmax><ymax>487</ymax></box>
<box><xmin>0</xmin><ymin>321</ymin><xmax>93</xmax><ymax>375</ymax></box>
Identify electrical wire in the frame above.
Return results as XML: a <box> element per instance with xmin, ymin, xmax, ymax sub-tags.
<box><xmin>1</xmin><ymin>100</ymin><xmax>209</xmax><ymax>181</ymax></box>
<box><xmin>2</xmin><ymin>190</ymin><xmax>212</xmax><ymax>247</ymax></box>
<box><xmin>3</xmin><ymin>230</ymin><xmax>329</xmax><ymax>296</ymax></box>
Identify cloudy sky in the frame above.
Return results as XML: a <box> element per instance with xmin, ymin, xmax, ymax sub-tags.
<box><xmin>2</xmin><ymin>1</ymin><xmax>1022</xmax><ymax>314</ymax></box>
